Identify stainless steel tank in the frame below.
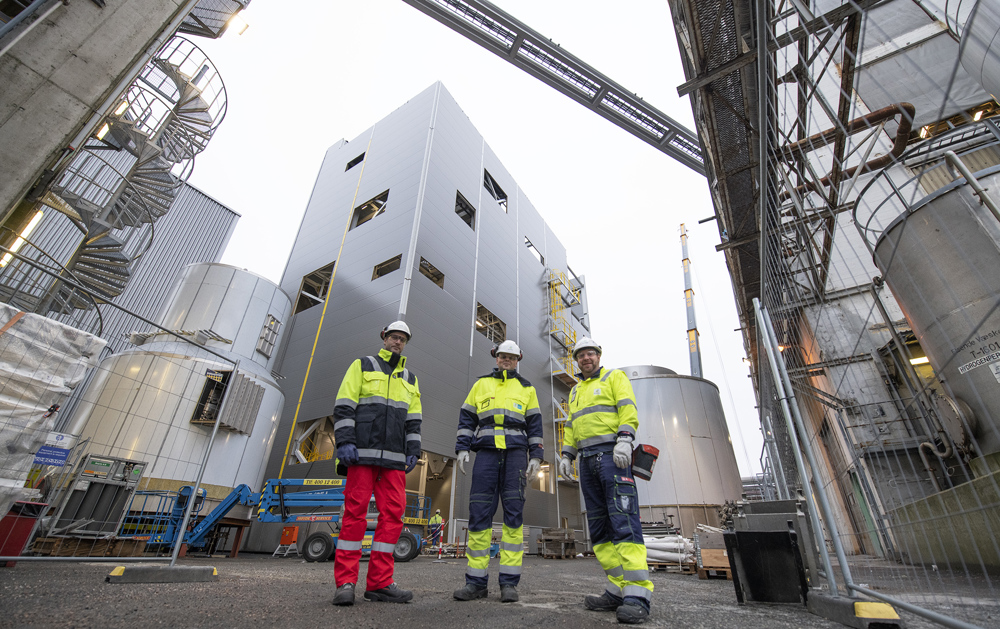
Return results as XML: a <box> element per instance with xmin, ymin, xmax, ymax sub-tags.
<box><xmin>624</xmin><ymin>365</ymin><xmax>743</xmax><ymax>534</ymax></box>
<box><xmin>68</xmin><ymin>264</ymin><xmax>292</xmax><ymax>494</ymax></box>
<box><xmin>872</xmin><ymin>169</ymin><xmax>1000</xmax><ymax>456</ymax></box>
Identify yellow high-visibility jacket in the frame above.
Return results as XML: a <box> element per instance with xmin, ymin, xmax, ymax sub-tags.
<box><xmin>562</xmin><ymin>366</ymin><xmax>637</xmax><ymax>459</ymax></box>
<box><xmin>333</xmin><ymin>348</ymin><xmax>422</xmax><ymax>470</ymax></box>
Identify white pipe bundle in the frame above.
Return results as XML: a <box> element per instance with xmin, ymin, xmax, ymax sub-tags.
<box><xmin>646</xmin><ymin>549</ymin><xmax>690</xmax><ymax>564</ymax></box>
<box><xmin>645</xmin><ymin>535</ymin><xmax>695</xmax><ymax>564</ymax></box>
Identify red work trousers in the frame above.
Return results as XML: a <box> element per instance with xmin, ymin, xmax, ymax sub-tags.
<box><xmin>333</xmin><ymin>465</ymin><xmax>405</xmax><ymax>590</ymax></box>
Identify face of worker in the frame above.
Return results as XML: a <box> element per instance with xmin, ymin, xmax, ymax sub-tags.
<box><xmin>496</xmin><ymin>352</ymin><xmax>519</xmax><ymax>371</ymax></box>
<box><xmin>383</xmin><ymin>332</ymin><xmax>408</xmax><ymax>354</ymax></box>
<box><xmin>576</xmin><ymin>349</ymin><xmax>601</xmax><ymax>378</ymax></box>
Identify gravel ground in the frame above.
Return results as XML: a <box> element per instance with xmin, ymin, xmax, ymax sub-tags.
<box><xmin>0</xmin><ymin>553</ymin><xmax>991</xmax><ymax>628</ymax></box>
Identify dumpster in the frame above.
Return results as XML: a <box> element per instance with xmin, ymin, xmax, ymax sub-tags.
<box><xmin>0</xmin><ymin>502</ymin><xmax>47</xmax><ymax>567</ymax></box>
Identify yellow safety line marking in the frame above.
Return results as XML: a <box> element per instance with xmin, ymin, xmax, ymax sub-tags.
<box><xmin>279</xmin><ymin>128</ymin><xmax>377</xmax><ymax>478</ymax></box>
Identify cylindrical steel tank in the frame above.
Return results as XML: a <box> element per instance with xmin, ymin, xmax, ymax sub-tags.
<box><xmin>872</xmin><ymin>170</ymin><xmax>1000</xmax><ymax>456</ymax></box>
<box><xmin>952</xmin><ymin>0</ymin><xmax>1000</xmax><ymax>97</ymax></box>
<box><xmin>68</xmin><ymin>264</ymin><xmax>292</xmax><ymax>495</ymax></box>
<box><xmin>624</xmin><ymin>365</ymin><xmax>743</xmax><ymax>534</ymax></box>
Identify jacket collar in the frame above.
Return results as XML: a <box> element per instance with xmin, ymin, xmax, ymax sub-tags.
<box><xmin>492</xmin><ymin>367</ymin><xmax>518</xmax><ymax>380</ymax></box>
<box><xmin>378</xmin><ymin>347</ymin><xmax>406</xmax><ymax>369</ymax></box>
<box><xmin>576</xmin><ymin>365</ymin><xmax>604</xmax><ymax>381</ymax></box>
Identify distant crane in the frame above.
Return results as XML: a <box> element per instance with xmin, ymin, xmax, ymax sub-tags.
<box><xmin>680</xmin><ymin>223</ymin><xmax>703</xmax><ymax>378</ymax></box>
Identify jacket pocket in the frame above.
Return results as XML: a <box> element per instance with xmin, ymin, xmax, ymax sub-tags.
<box><xmin>361</xmin><ymin>371</ymin><xmax>385</xmax><ymax>398</ymax></box>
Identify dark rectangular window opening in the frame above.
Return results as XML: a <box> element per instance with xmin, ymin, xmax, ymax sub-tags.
<box><xmin>346</xmin><ymin>153</ymin><xmax>365</xmax><ymax>171</ymax></box>
<box><xmin>372</xmin><ymin>254</ymin><xmax>402</xmax><ymax>280</ymax></box>
<box><xmin>455</xmin><ymin>191</ymin><xmax>476</xmax><ymax>230</ymax></box>
<box><xmin>483</xmin><ymin>170</ymin><xmax>508</xmax><ymax>212</ymax></box>
<box><xmin>475</xmin><ymin>302</ymin><xmax>506</xmax><ymax>343</ymax></box>
<box><xmin>294</xmin><ymin>261</ymin><xmax>334</xmax><ymax>314</ymax></box>
<box><xmin>419</xmin><ymin>257</ymin><xmax>445</xmax><ymax>289</ymax></box>
<box><xmin>351</xmin><ymin>190</ymin><xmax>389</xmax><ymax>230</ymax></box>
<box><xmin>525</xmin><ymin>236</ymin><xmax>544</xmax><ymax>265</ymax></box>
<box><xmin>191</xmin><ymin>369</ymin><xmax>232</xmax><ymax>425</ymax></box>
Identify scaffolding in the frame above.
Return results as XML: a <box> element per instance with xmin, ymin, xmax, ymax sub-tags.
<box><xmin>547</xmin><ymin>269</ymin><xmax>581</xmax><ymax>387</ymax></box>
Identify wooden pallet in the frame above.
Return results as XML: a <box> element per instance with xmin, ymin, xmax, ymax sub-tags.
<box><xmin>539</xmin><ymin>552</ymin><xmax>576</xmax><ymax>559</ymax></box>
<box><xmin>697</xmin><ymin>566</ymin><xmax>733</xmax><ymax>580</ymax></box>
<box><xmin>32</xmin><ymin>537</ymin><xmax>148</xmax><ymax>558</ymax></box>
<box><xmin>649</xmin><ymin>561</ymin><xmax>697</xmax><ymax>574</ymax></box>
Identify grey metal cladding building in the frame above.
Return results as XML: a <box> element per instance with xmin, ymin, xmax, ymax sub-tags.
<box><xmin>263</xmin><ymin>81</ymin><xmax>590</xmax><ymax>534</ymax></box>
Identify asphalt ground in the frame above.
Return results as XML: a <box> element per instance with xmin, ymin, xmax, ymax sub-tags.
<box><xmin>0</xmin><ymin>553</ymin><xmax>985</xmax><ymax>628</ymax></box>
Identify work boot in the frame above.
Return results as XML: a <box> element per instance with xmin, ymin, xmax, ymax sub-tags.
<box><xmin>453</xmin><ymin>583</ymin><xmax>489</xmax><ymax>601</ymax></box>
<box><xmin>500</xmin><ymin>584</ymin><xmax>519</xmax><ymax>603</ymax></box>
<box><xmin>616</xmin><ymin>602</ymin><xmax>650</xmax><ymax>624</ymax></box>
<box><xmin>363</xmin><ymin>582</ymin><xmax>413</xmax><ymax>603</ymax></box>
<box><xmin>584</xmin><ymin>591</ymin><xmax>623</xmax><ymax>611</ymax></box>
<box><xmin>332</xmin><ymin>583</ymin><xmax>355</xmax><ymax>606</ymax></box>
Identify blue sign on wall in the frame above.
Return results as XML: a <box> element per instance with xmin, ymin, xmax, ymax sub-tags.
<box><xmin>34</xmin><ymin>446</ymin><xmax>70</xmax><ymax>466</ymax></box>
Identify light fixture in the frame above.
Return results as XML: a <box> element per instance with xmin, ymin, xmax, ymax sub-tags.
<box><xmin>1</xmin><ymin>210</ymin><xmax>44</xmax><ymax>267</ymax></box>
<box><xmin>113</xmin><ymin>100</ymin><xmax>129</xmax><ymax>116</ymax></box>
<box><xmin>475</xmin><ymin>320</ymin><xmax>485</xmax><ymax>328</ymax></box>
<box><xmin>777</xmin><ymin>345</ymin><xmax>787</xmax><ymax>352</ymax></box>
<box><xmin>974</xmin><ymin>110</ymin><xmax>985</xmax><ymax>121</ymax></box>
<box><xmin>909</xmin><ymin>356</ymin><xmax>930</xmax><ymax>366</ymax></box>
<box><xmin>227</xmin><ymin>13</ymin><xmax>250</xmax><ymax>35</ymax></box>
<box><xmin>919</xmin><ymin>126</ymin><xmax>930</xmax><ymax>139</ymax></box>
<box><xmin>95</xmin><ymin>123</ymin><xmax>110</xmax><ymax>141</ymax></box>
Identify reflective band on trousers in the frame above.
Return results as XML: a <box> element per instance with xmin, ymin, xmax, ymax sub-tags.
<box><xmin>499</xmin><ymin>565</ymin><xmax>522</xmax><ymax>574</ymax></box>
<box><xmin>465</xmin><ymin>547</ymin><xmax>490</xmax><ymax>558</ymax></box>
<box><xmin>500</xmin><ymin>541</ymin><xmax>522</xmax><ymax>552</ymax></box>
<box><xmin>624</xmin><ymin>569</ymin><xmax>650</xmax><ymax>582</ymax></box>
<box><xmin>624</xmin><ymin>585</ymin><xmax>652</xmax><ymax>601</ymax></box>
<box><xmin>337</xmin><ymin>539</ymin><xmax>363</xmax><ymax>551</ymax></box>
<box><xmin>371</xmin><ymin>541</ymin><xmax>396</xmax><ymax>554</ymax></box>
<box><xmin>466</xmin><ymin>567</ymin><xmax>488</xmax><ymax>577</ymax></box>
<box><xmin>605</xmin><ymin>565</ymin><xmax>624</xmax><ymax>577</ymax></box>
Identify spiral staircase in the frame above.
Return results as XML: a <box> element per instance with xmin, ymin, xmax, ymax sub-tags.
<box><xmin>0</xmin><ymin>34</ymin><xmax>229</xmax><ymax>322</ymax></box>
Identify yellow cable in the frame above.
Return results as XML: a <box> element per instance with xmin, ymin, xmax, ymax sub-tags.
<box><xmin>279</xmin><ymin>129</ymin><xmax>376</xmax><ymax>478</ymax></box>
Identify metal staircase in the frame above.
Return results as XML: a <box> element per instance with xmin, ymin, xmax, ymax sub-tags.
<box><xmin>0</xmin><ymin>36</ymin><xmax>227</xmax><ymax>320</ymax></box>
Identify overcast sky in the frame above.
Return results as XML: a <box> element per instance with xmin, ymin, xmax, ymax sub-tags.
<box><xmin>188</xmin><ymin>0</ymin><xmax>763</xmax><ymax>475</ymax></box>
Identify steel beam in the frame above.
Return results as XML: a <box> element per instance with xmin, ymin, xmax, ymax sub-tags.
<box><xmin>400</xmin><ymin>0</ymin><xmax>705</xmax><ymax>175</ymax></box>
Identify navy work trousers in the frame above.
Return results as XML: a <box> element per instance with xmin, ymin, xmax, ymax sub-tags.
<box><xmin>467</xmin><ymin>448</ymin><xmax>527</xmax><ymax>586</ymax></box>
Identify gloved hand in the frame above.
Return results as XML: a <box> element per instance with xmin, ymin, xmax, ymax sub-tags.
<box><xmin>457</xmin><ymin>450</ymin><xmax>470</xmax><ymax>475</ymax></box>
<box><xmin>336</xmin><ymin>443</ymin><xmax>359</xmax><ymax>466</ymax></box>
<box><xmin>526</xmin><ymin>458</ymin><xmax>541</xmax><ymax>480</ymax></box>
<box><xmin>613</xmin><ymin>440</ymin><xmax>633</xmax><ymax>469</ymax></box>
<box><xmin>405</xmin><ymin>455</ymin><xmax>418</xmax><ymax>473</ymax></box>
<box><xmin>558</xmin><ymin>455</ymin><xmax>573</xmax><ymax>478</ymax></box>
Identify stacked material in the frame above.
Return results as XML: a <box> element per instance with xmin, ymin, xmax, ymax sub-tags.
<box><xmin>645</xmin><ymin>534</ymin><xmax>694</xmax><ymax>564</ymax></box>
<box><xmin>0</xmin><ymin>304</ymin><xmax>105</xmax><ymax>515</ymax></box>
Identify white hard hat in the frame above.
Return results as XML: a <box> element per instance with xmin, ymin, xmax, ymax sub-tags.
<box><xmin>491</xmin><ymin>340</ymin><xmax>523</xmax><ymax>360</ymax></box>
<box><xmin>572</xmin><ymin>337</ymin><xmax>602</xmax><ymax>360</ymax></box>
<box><xmin>381</xmin><ymin>320</ymin><xmax>411</xmax><ymax>341</ymax></box>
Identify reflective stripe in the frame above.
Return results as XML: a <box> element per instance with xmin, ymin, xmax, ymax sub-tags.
<box><xmin>406</xmin><ymin>433</ymin><xmax>421</xmax><ymax>443</ymax></box>
<box><xmin>623</xmin><ymin>585</ymin><xmax>652</xmax><ymax>601</ymax></box>
<box><xmin>476</xmin><ymin>427</ymin><xmax>526</xmax><ymax>438</ymax></box>
<box><xmin>387</xmin><ymin>398</ymin><xmax>409</xmax><ymax>410</ymax></box>
<box><xmin>601</xmin><ymin>370</ymin><xmax>614</xmax><ymax>382</ymax></box>
<box><xmin>562</xmin><ymin>446</ymin><xmax>578</xmax><ymax>458</ymax></box>
<box><xmin>466</xmin><ymin>567</ymin><xmax>488</xmax><ymax>577</ymax></box>
<box><xmin>528</xmin><ymin>437</ymin><xmax>544</xmax><ymax>445</ymax></box>
<box><xmin>457</xmin><ymin>429</ymin><xmax>475</xmax><ymax>438</ymax></box>
<box><xmin>461</xmin><ymin>403</ymin><xmax>476</xmax><ymax>413</ymax></box>
<box><xmin>500</xmin><ymin>541</ymin><xmax>522</xmax><ymax>552</ymax></box>
<box><xmin>334</xmin><ymin>418</ymin><xmax>355</xmax><ymax>431</ymax></box>
<box><xmin>578</xmin><ymin>434</ymin><xmax>617</xmax><ymax>448</ymax></box>
<box><xmin>465</xmin><ymin>547</ymin><xmax>490</xmax><ymax>558</ymax></box>
<box><xmin>498</xmin><ymin>565</ymin><xmax>522</xmax><ymax>574</ymax></box>
<box><xmin>617</xmin><ymin>400</ymin><xmax>636</xmax><ymax>410</ymax></box>
<box><xmin>371</xmin><ymin>542</ymin><xmax>396</xmax><ymax>554</ymax></box>
<box><xmin>624</xmin><ymin>569</ymin><xmax>649</xmax><ymax>582</ymax></box>
<box><xmin>478</xmin><ymin>409</ymin><xmax>525</xmax><ymax>422</ymax></box>
<box><xmin>606</xmin><ymin>585</ymin><xmax>623</xmax><ymax>598</ymax></box>
<box><xmin>364</xmin><ymin>356</ymin><xmax>379</xmax><ymax>371</ymax></box>
<box><xmin>605</xmin><ymin>565</ymin><xmax>625</xmax><ymax>578</ymax></box>
<box><xmin>406</xmin><ymin>412</ymin><xmax>421</xmax><ymax>421</ymax></box>
<box><xmin>335</xmin><ymin>398</ymin><xmax>357</xmax><ymax>410</ymax></box>
<box><xmin>358</xmin><ymin>395</ymin><xmax>387</xmax><ymax>406</ymax></box>
<box><xmin>357</xmin><ymin>449</ymin><xmax>406</xmax><ymax>462</ymax></box>
<box><xmin>337</xmin><ymin>539</ymin><xmax>363</xmax><ymax>551</ymax></box>
<box><xmin>574</xmin><ymin>404</ymin><xmax>618</xmax><ymax>417</ymax></box>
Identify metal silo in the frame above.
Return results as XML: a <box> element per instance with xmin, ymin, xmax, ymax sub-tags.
<box><xmin>68</xmin><ymin>264</ymin><xmax>292</xmax><ymax>494</ymax></box>
<box><xmin>857</xmin><ymin>121</ymin><xmax>1000</xmax><ymax>460</ymax></box>
<box><xmin>624</xmin><ymin>365</ymin><xmax>743</xmax><ymax>535</ymax></box>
